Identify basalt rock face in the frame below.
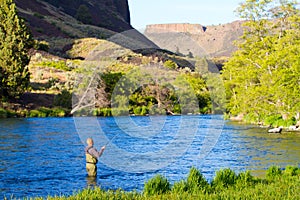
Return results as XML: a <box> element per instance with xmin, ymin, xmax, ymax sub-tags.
<box><xmin>15</xmin><ymin>0</ymin><xmax>132</xmax><ymax>37</ymax></box>
<box><xmin>144</xmin><ymin>21</ymin><xmax>245</xmax><ymax>57</ymax></box>
<box><xmin>146</xmin><ymin>24</ymin><xmax>207</xmax><ymax>34</ymax></box>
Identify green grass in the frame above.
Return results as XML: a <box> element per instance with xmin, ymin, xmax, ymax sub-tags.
<box><xmin>15</xmin><ymin>165</ymin><xmax>300</xmax><ymax>200</ymax></box>
<box><xmin>0</xmin><ymin>108</ymin><xmax>18</xmax><ymax>118</ymax></box>
<box><xmin>26</xmin><ymin>107</ymin><xmax>69</xmax><ymax>117</ymax></box>
<box><xmin>0</xmin><ymin>107</ymin><xmax>69</xmax><ymax>118</ymax></box>
<box><xmin>38</xmin><ymin>61</ymin><xmax>72</xmax><ymax>71</ymax></box>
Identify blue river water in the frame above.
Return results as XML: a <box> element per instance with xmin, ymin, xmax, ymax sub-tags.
<box><xmin>0</xmin><ymin>115</ymin><xmax>299</xmax><ymax>198</ymax></box>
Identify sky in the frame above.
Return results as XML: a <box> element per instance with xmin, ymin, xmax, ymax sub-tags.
<box><xmin>128</xmin><ymin>0</ymin><xmax>243</xmax><ymax>29</ymax></box>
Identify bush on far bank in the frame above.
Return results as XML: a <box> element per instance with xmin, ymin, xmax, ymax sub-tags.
<box><xmin>0</xmin><ymin>107</ymin><xmax>69</xmax><ymax>118</ymax></box>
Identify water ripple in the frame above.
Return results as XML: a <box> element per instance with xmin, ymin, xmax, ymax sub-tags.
<box><xmin>0</xmin><ymin>116</ymin><xmax>299</xmax><ymax>198</ymax></box>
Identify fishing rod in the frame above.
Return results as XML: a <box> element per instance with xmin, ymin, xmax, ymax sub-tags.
<box><xmin>104</xmin><ymin>133</ymin><xmax>119</xmax><ymax>147</ymax></box>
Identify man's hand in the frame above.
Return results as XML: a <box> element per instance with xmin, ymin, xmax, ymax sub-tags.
<box><xmin>98</xmin><ymin>145</ymin><xmax>106</xmax><ymax>157</ymax></box>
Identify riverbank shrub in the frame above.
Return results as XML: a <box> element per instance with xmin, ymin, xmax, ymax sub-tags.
<box><xmin>26</xmin><ymin>107</ymin><xmax>68</xmax><ymax>117</ymax></box>
<box><xmin>283</xmin><ymin>166</ymin><xmax>300</xmax><ymax>177</ymax></box>
<box><xmin>0</xmin><ymin>108</ymin><xmax>8</xmax><ymax>118</ymax></box>
<box><xmin>266</xmin><ymin>166</ymin><xmax>282</xmax><ymax>180</ymax></box>
<box><xmin>236</xmin><ymin>170</ymin><xmax>255</xmax><ymax>188</ymax></box>
<box><xmin>0</xmin><ymin>109</ymin><xmax>18</xmax><ymax>118</ymax></box>
<box><xmin>186</xmin><ymin>167</ymin><xmax>209</xmax><ymax>194</ymax></box>
<box><xmin>263</xmin><ymin>115</ymin><xmax>296</xmax><ymax>127</ymax></box>
<box><xmin>19</xmin><ymin>166</ymin><xmax>300</xmax><ymax>199</ymax></box>
<box><xmin>133</xmin><ymin>106</ymin><xmax>148</xmax><ymax>116</ymax></box>
<box><xmin>92</xmin><ymin>108</ymin><xmax>112</xmax><ymax>117</ymax></box>
<box><xmin>143</xmin><ymin>174</ymin><xmax>170</xmax><ymax>196</ymax></box>
<box><xmin>50</xmin><ymin>107</ymin><xmax>67</xmax><ymax>117</ymax></box>
<box><xmin>212</xmin><ymin>168</ymin><xmax>237</xmax><ymax>189</ymax></box>
<box><xmin>27</xmin><ymin>109</ymin><xmax>42</xmax><ymax>117</ymax></box>
<box><xmin>172</xmin><ymin>180</ymin><xmax>188</xmax><ymax>193</ymax></box>
<box><xmin>241</xmin><ymin>113</ymin><xmax>297</xmax><ymax>127</ymax></box>
<box><xmin>0</xmin><ymin>107</ymin><xmax>68</xmax><ymax>118</ymax></box>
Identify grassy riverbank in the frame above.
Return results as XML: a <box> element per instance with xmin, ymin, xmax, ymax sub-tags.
<box><xmin>29</xmin><ymin>166</ymin><xmax>300</xmax><ymax>200</ymax></box>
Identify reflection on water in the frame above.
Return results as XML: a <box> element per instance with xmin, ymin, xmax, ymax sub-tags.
<box><xmin>234</xmin><ymin>123</ymin><xmax>300</xmax><ymax>177</ymax></box>
<box><xmin>0</xmin><ymin>116</ymin><xmax>299</xmax><ymax>198</ymax></box>
<box><xmin>86</xmin><ymin>176</ymin><xmax>98</xmax><ymax>187</ymax></box>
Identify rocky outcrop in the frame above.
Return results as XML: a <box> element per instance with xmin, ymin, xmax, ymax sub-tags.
<box><xmin>146</xmin><ymin>24</ymin><xmax>207</xmax><ymax>34</ymax></box>
<box><xmin>144</xmin><ymin>21</ymin><xmax>245</xmax><ymax>57</ymax></box>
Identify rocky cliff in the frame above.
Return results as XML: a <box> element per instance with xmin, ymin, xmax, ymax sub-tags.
<box><xmin>146</xmin><ymin>24</ymin><xmax>207</xmax><ymax>34</ymax></box>
<box><xmin>15</xmin><ymin>0</ymin><xmax>159</xmax><ymax>57</ymax></box>
<box><xmin>15</xmin><ymin>0</ymin><xmax>132</xmax><ymax>38</ymax></box>
<box><xmin>144</xmin><ymin>21</ymin><xmax>245</xmax><ymax>57</ymax></box>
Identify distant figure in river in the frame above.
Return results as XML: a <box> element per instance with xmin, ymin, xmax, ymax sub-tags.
<box><xmin>85</xmin><ymin>137</ymin><xmax>106</xmax><ymax>176</ymax></box>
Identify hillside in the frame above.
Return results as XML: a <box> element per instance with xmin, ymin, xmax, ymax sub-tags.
<box><xmin>15</xmin><ymin>0</ymin><xmax>159</xmax><ymax>57</ymax></box>
<box><xmin>1</xmin><ymin>0</ymin><xmax>240</xmax><ymax>117</ymax></box>
<box><xmin>15</xmin><ymin>0</ymin><xmax>131</xmax><ymax>37</ymax></box>
<box><xmin>144</xmin><ymin>21</ymin><xmax>245</xmax><ymax>57</ymax></box>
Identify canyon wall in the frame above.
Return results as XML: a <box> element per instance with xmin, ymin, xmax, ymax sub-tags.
<box><xmin>144</xmin><ymin>21</ymin><xmax>245</xmax><ymax>57</ymax></box>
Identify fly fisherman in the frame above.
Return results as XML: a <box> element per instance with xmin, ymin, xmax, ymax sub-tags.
<box><xmin>85</xmin><ymin>138</ymin><xmax>106</xmax><ymax>176</ymax></box>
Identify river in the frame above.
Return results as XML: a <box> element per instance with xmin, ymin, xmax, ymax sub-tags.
<box><xmin>0</xmin><ymin>115</ymin><xmax>299</xmax><ymax>198</ymax></box>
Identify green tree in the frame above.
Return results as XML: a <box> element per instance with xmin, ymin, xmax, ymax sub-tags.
<box><xmin>184</xmin><ymin>73</ymin><xmax>212</xmax><ymax>113</ymax></box>
<box><xmin>222</xmin><ymin>0</ymin><xmax>300</xmax><ymax>123</ymax></box>
<box><xmin>0</xmin><ymin>0</ymin><xmax>33</xmax><ymax>99</ymax></box>
<box><xmin>76</xmin><ymin>4</ymin><xmax>92</xmax><ymax>24</ymax></box>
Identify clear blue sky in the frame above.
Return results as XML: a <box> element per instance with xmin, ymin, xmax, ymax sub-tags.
<box><xmin>128</xmin><ymin>0</ymin><xmax>243</xmax><ymax>28</ymax></box>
